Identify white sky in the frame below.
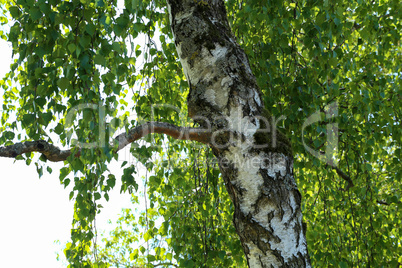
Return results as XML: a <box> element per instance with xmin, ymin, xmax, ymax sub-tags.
<box><xmin>0</xmin><ymin>37</ymin><xmax>136</xmax><ymax>267</ymax></box>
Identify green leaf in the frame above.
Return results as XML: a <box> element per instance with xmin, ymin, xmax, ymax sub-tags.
<box><xmin>39</xmin><ymin>3</ymin><xmax>51</xmax><ymax>15</ymax></box>
<box><xmin>22</xmin><ymin>114</ymin><xmax>35</xmax><ymax>126</ymax></box>
<box><xmin>30</xmin><ymin>7</ymin><xmax>42</xmax><ymax>20</ymax></box>
<box><xmin>94</xmin><ymin>54</ymin><xmax>106</xmax><ymax>66</ymax></box>
<box><xmin>67</xmin><ymin>43</ymin><xmax>76</xmax><ymax>53</ymax></box>
<box><xmin>64</xmin><ymin>178</ymin><xmax>71</xmax><ymax>188</ymax></box>
<box><xmin>57</xmin><ymin>77</ymin><xmax>70</xmax><ymax>90</ymax></box>
<box><xmin>9</xmin><ymin>6</ymin><xmax>21</xmax><ymax>18</ymax></box>
<box><xmin>79</xmin><ymin>35</ymin><xmax>91</xmax><ymax>48</ymax></box>
<box><xmin>96</xmin><ymin>0</ymin><xmax>105</xmax><ymax>7</ymax></box>
<box><xmin>3</xmin><ymin>131</ymin><xmax>15</xmax><ymax>140</ymax></box>
<box><xmin>166</xmin><ymin>252</ymin><xmax>172</xmax><ymax>261</ymax></box>
<box><xmin>60</xmin><ymin>167</ymin><xmax>70</xmax><ymax>181</ymax></box>
<box><xmin>112</xmin><ymin>42</ymin><xmax>122</xmax><ymax>53</ymax></box>
<box><xmin>54</xmin><ymin>123</ymin><xmax>64</xmax><ymax>135</ymax></box>
<box><xmin>41</xmin><ymin>112</ymin><xmax>53</xmax><ymax>126</ymax></box>
<box><xmin>107</xmin><ymin>175</ymin><xmax>116</xmax><ymax>188</ymax></box>
<box><xmin>129</xmin><ymin>249</ymin><xmax>139</xmax><ymax>260</ymax></box>
<box><xmin>85</xmin><ymin>23</ymin><xmax>96</xmax><ymax>36</ymax></box>
<box><xmin>144</xmin><ymin>230</ymin><xmax>152</xmax><ymax>242</ymax></box>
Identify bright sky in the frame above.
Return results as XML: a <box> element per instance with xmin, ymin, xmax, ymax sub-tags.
<box><xmin>0</xmin><ymin>38</ymin><xmax>136</xmax><ymax>267</ymax></box>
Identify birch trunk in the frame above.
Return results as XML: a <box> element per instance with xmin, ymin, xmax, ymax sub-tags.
<box><xmin>166</xmin><ymin>0</ymin><xmax>311</xmax><ymax>267</ymax></box>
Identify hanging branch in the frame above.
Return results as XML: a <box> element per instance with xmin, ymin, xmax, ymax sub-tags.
<box><xmin>333</xmin><ymin>166</ymin><xmax>354</xmax><ymax>190</ymax></box>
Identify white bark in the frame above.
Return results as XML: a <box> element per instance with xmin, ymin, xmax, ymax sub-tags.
<box><xmin>167</xmin><ymin>0</ymin><xmax>311</xmax><ymax>266</ymax></box>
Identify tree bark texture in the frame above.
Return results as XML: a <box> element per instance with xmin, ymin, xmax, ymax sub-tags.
<box><xmin>166</xmin><ymin>0</ymin><xmax>311</xmax><ymax>267</ymax></box>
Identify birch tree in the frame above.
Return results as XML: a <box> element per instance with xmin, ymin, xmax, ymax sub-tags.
<box><xmin>0</xmin><ymin>0</ymin><xmax>400</xmax><ymax>267</ymax></box>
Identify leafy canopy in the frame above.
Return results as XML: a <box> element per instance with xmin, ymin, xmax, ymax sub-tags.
<box><xmin>0</xmin><ymin>0</ymin><xmax>401</xmax><ymax>267</ymax></box>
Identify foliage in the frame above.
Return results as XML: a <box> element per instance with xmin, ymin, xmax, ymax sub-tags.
<box><xmin>0</xmin><ymin>0</ymin><xmax>401</xmax><ymax>267</ymax></box>
<box><xmin>227</xmin><ymin>0</ymin><xmax>402</xmax><ymax>266</ymax></box>
<box><xmin>93</xmin><ymin>147</ymin><xmax>245</xmax><ymax>267</ymax></box>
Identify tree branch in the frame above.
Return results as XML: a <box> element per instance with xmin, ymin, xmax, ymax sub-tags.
<box><xmin>0</xmin><ymin>122</ymin><xmax>212</xmax><ymax>162</ymax></box>
<box><xmin>333</xmin><ymin>166</ymin><xmax>354</xmax><ymax>190</ymax></box>
<box><xmin>114</xmin><ymin>121</ymin><xmax>211</xmax><ymax>151</ymax></box>
<box><xmin>0</xmin><ymin>140</ymin><xmax>73</xmax><ymax>162</ymax></box>
<box><xmin>377</xmin><ymin>199</ymin><xmax>402</xmax><ymax>206</ymax></box>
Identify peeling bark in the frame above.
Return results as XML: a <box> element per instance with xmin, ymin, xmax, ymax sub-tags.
<box><xmin>167</xmin><ymin>0</ymin><xmax>311</xmax><ymax>266</ymax></box>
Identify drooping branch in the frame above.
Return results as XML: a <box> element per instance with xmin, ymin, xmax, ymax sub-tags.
<box><xmin>333</xmin><ymin>166</ymin><xmax>354</xmax><ymax>190</ymax></box>
<box><xmin>0</xmin><ymin>122</ymin><xmax>212</xmax><ymax>162</ymax></box>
